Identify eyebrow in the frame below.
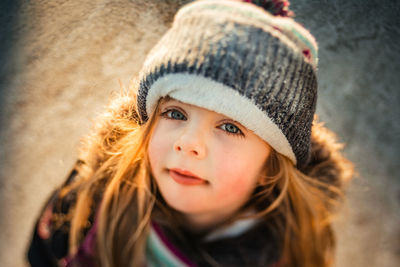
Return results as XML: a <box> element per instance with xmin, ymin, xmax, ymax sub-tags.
<box><xmin>159</xmin><ymin>98</ymin><xmax>182</xmax><ymax>107</ymax></box>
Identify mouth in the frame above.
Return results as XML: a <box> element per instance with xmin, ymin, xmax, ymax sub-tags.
<box><xmin>169</xmin><ymin>168</ymin><xmax>207</xmax><ymax>186</ymax></box>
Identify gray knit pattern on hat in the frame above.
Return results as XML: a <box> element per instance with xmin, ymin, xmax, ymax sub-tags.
<box><xmin>138</xmin><ymin>0</ymin><xmax>318</xmax><ymax>167</ymax></box>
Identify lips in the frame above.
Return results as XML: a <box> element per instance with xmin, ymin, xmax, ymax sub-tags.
<box><xmin>169</xmin><ymin>168</ymin><xmax>207</xmax><ymax>186</ymax></box>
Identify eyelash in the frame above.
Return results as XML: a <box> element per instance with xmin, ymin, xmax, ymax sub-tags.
<box><xmin>160</xmin><ymin>108</ymin><xmax>187</xmax><ymax>121</ymax></box>
<box><xmin>160</xmin><ymin>108</ymin><xmax>245</xmax><ymax>138</ymax></box>
<box><xmin>219</xmin><ymin>122</ymin><xmax>245</xmax><ymax>137</ymax></box>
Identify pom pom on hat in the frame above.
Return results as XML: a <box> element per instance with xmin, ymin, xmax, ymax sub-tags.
<box><xmin>243</xmin><ymin>0</ymin><xmax>294</xmax><ymax>17</ymax></box>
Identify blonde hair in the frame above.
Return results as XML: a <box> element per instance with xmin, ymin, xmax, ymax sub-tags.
<box><xmin>58</xmin><ymin>82</ymin><xmax>354</xmax><ymax>267</ymax></box>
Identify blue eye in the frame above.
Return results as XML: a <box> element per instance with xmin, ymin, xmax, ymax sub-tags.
<box><xmin>220</xmin><ymin>123</ymin><xmax>244</xmax><ymax>136</ymax></box>
<box><xmin>162</xmin><ymin>109</ymin><xmax>187</xmax><ymax>120</ymax></box>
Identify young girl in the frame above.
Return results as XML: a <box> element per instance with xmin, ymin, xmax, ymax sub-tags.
<box><xmin>27</xmin><ymin>0</ymin><xmax>354</xmax><ymax>266</ymax></box>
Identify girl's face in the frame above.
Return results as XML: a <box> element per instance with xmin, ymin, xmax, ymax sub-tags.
<box><xmin>148</xmin><ymin>99</ymin><xmax>271</xmax><ymax>230</ymax></box>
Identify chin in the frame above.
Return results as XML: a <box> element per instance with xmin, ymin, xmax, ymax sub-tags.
<box><xmin>163</xmin><ymin>195</ymin><xmax>207</xmax><ymax>215</ymax></box>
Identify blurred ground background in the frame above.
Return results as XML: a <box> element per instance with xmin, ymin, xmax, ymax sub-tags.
<box><xmin>0</xmin><ymin>0</ymin><xmax>399</xmax><ymax>266</ymax></box>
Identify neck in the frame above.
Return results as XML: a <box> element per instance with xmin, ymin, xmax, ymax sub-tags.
<box><xmin>180</xmin><ymin>209</ymin><xmax>244</xmax><ymax>235</ymax></box>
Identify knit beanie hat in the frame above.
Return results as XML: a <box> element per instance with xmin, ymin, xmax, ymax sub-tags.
<box><xmin>137</xmin><ymin>0</ymin><xmax>318</xmax><ymax>168</ymax></box>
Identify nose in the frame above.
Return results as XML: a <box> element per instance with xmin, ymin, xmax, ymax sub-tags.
<box><xmin>174</xmin><ymin>122</ymin><xmax>207</xmax><ymax>159</ymax></box>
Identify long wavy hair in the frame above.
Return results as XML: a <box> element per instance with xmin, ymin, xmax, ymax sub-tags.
<box><xmin>59</xmin><ymin>80</ymin><xmax>354</xmax><ymax>267</ymax></box>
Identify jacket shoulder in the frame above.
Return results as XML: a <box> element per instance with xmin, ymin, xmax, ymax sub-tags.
<box><xmin>27</xmin><ymin>162</ymin><xmax>83</xmax><ymax>266</ymax></box>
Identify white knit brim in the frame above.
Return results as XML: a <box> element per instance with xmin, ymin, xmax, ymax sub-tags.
<box><xmin>146</xmin><ymin>73</ymin><xmax>296</xmax><ymax>164</ymax></box>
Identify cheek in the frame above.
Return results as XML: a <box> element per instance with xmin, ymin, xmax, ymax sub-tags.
<box><xmin>212</xmin><ymin>137</ymin><xmax>270</xmax><ymax>198</ymax></box>
<box><xmin>148</xmin><ymin>140</ymin><xmax>159</xmax><ymax>172</ymax></box>
<box><xmin>213</xmin><ymin>150</ymin><xmax>263</xmax><ymax>198</ymax></box>
<box><xmin>215</xmin><ymin>142</ymin><xmax>265</xmax><ymax>177</ymax></box>
<box><xmin>148</xmin><ymin>125</ymin><xmax>169</xmax><ymax>171</ymax></box>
